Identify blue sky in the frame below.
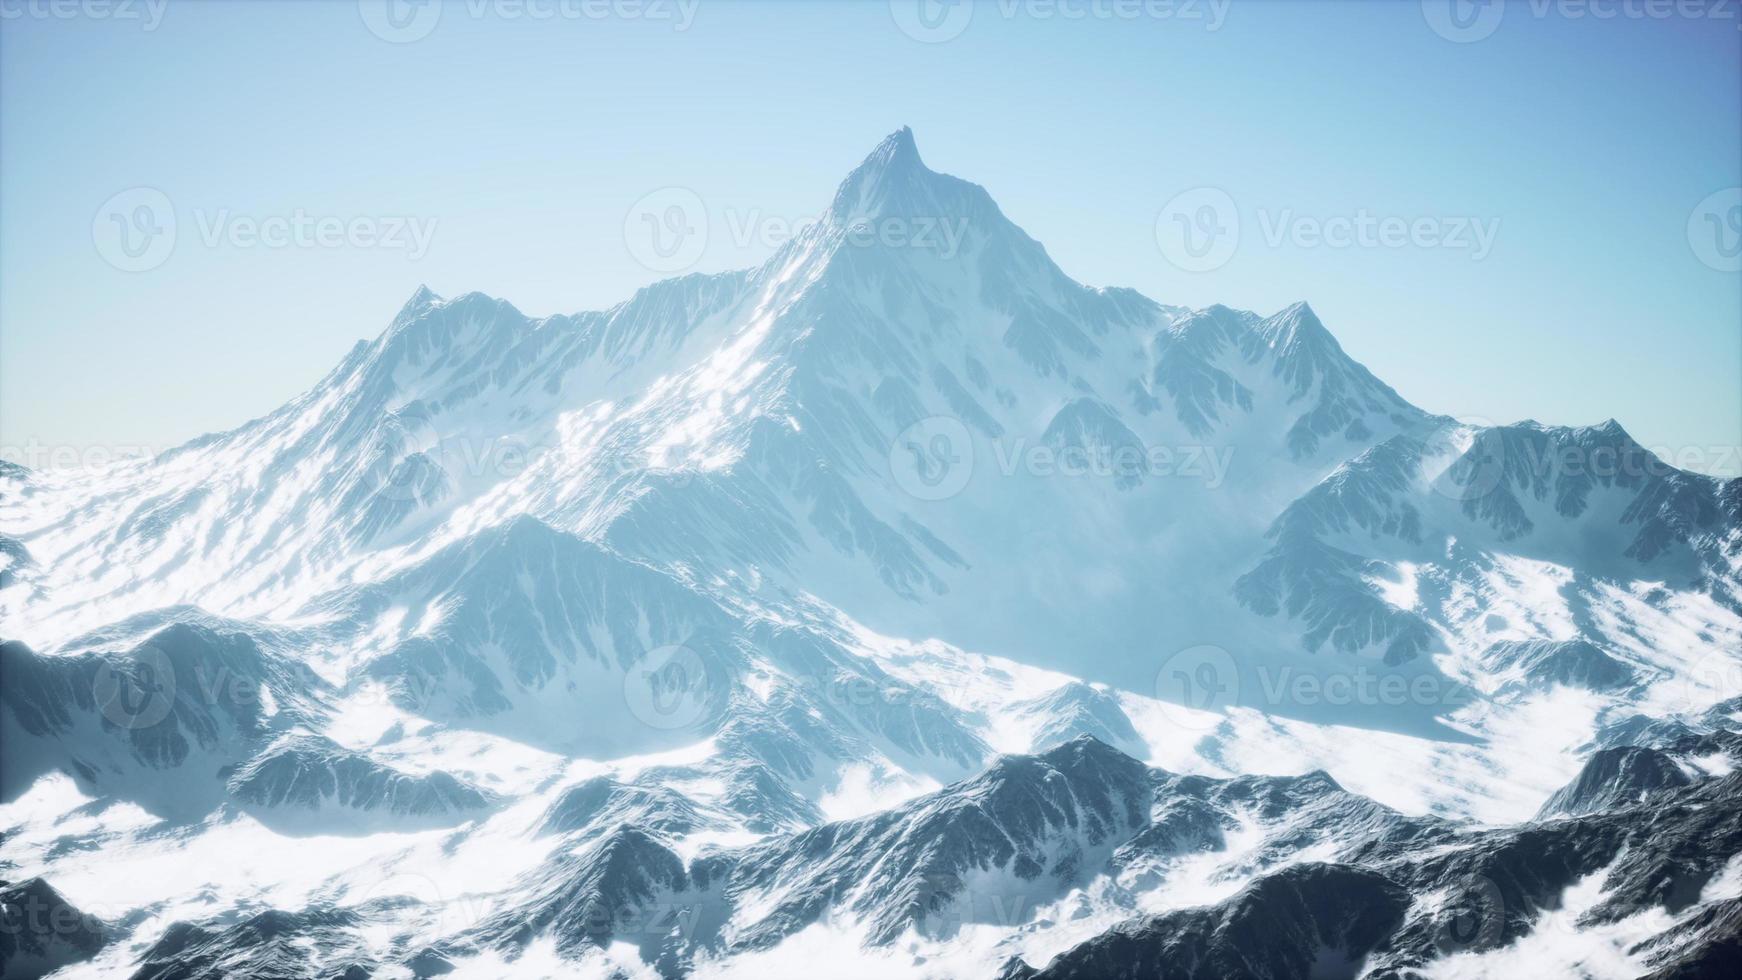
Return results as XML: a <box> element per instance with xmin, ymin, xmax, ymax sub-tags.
<box><xmin>2</xmin><ymin>0</ymin><xmax>1738</xmax><ymax>471</ymax></box>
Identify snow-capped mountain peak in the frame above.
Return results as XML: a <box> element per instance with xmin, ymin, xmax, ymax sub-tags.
<box><xmin>4</xmin><ymin>128</ymin><xmax>1740</xmax><ymax>980</ymax></box>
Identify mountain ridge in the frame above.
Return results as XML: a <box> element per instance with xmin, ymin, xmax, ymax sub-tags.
<box><xmin>2</xmin><ymin>128</ymin><xmax>1740</xmax><ymax>979</ymax></box>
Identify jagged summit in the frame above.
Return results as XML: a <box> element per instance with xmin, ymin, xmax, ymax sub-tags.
<box><xmin>863</xmin><ymin>125</ymin><xmax>923</xmax><ymax>172</ymax></box>
<box><xmin>1264</xmin><ymin>299</ymin><xmax>1323</xmax><ymax>332</ymax></box>
<box><xmin>7</xmin><ymin>127</ymin><xmax>1742</xmax><ymax>980</ymax></box>
<box><xmin>393</xmin><ymin>283</ymin><xmax>440</xmax><ymax>323</ymax></box>
<box><xmin>1257</xmin><ymin>300</ymin><xmax>1340</xmax><ymax>356</ymax></box>
<box><xmin>10</xmin><ymin>129</ymin><xmax>1731</xmax><ymax>708</ymax></box>
<box><xmin>826</xmin><ymin>126</ymin><xmax>996</xmax><ymax>230</ymax></box>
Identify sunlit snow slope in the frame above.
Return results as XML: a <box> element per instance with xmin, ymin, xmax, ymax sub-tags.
<box><xmin>2</xmin><ymin>130</ymin><xmax>1739</xmax><ymax>980</ymax></box>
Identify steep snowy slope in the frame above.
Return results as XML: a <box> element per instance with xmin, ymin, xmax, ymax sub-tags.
<box><xmin>9</xmin><ymin>131</ymin><xmax>1732</xmax><ymax>726</ymax></box>
<box><xmin>0</xmin><ymin>623</ymin><xmax>330</xmax><ymax>819</ymax></box>
<box><xmin>2</xmin><ymin>130</ymin><xmax>1450</xmax><ymax>711</ymax></box>
<box><xmin>1</xmin><ymin>129</ymin><xmax>1739</xmax><ymax>979</ymax></box>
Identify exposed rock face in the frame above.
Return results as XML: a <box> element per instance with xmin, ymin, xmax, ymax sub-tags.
<box><xmin>1483</xmin><ymin>638</ymin><xmax>1639</xmax><ymax>694</ymax></box>
<box><xmin>538</xmin><ymin>775</ymin><xmax>709</xmax><ymax>838</ymax></box>
<box><xmin>1003</xmin><ymin>863</ymin><xmax>1410</xmax><ymax>979</ymax></box>
<box><xmin>35</xmin><ymin>726</ymin><xmax>1742</xmax><ymax>979</ymax></box>
<box><xmin>4</xmin><ymin>128</ymin><xmax>1741</xmax><ymax>980</ymax></box>
<box><xmin>0</xmin><ymin>878</ymin><xmax>106</xmax><ymax>980</ymax></box>
<box><xmin>722</xmin><ymin>736</ymin><xmax>1155</xmax><ymax>949</ymax></box>
<box><xmin>1535</xmin><ymin>744</ymin><xmax>1694</xmax><ymax>818</ymax></box>
<box><xmin>226</xmin><ymin>733</ymin><xmax>498</xmax><ymax>827</ymax></box>
<box><xmin>470</xmin><ymin>826</ymin><xmax>703</xmax><ymax>965</ymax></box>
<box><xmin>126</xmin><ymin>908</ymin><xmax>372</xmax><ymax>980</ymax></box>
<box><xmin>999</xmin><ymin>742</ymin><xmax>1742</xmax><ymax>980</ymax></box>
<box><xmin>1</xmin><ymin>624</ymin><xmax>328</xmax><ymax>819</ymax></box>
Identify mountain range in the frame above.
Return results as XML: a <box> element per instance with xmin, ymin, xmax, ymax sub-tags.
<box><xmin>2</xmin><ymin>128</ymin><xmax>1739</xmax><ymax>979</ymax></box>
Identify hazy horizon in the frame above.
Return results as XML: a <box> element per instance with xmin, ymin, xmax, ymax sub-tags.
<box><xmin>3</xmin><ymin>0</ymin><xmax>1738</xmax><ymax>473</ymax></box>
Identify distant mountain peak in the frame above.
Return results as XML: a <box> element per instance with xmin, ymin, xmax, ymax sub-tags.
<box><xmin>1589</xmin><ymin>416</ymin><xmax>1633</xmax><ymax>442</ymax></box>
<box><xmin>827</xmin><ymin>126</ymin><xmax>975</xmax><ymax>225</ymax></box>
<box><xmin>1260</xmin><ymin>300</ymin><xmax>1332</xmax><ymax>347</ymax></box>
<box><xmin>392</xmin><ymin>284</ymin><xmax>442</xmax><ymax>326</ymax></box>
<box><xmin>11</xmin><ymin>127</ymin><xmax>1742</xmax><ymax>980</ymax></box>
<box><xmin>869</xmin><ymin>125</ymin><xmax>921</xmax><ymax>169</ymax></box>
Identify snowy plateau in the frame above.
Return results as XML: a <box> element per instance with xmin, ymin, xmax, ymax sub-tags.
<box><xmin>2</xmin><ymin>129</ymin><xmax>1741</xmax><ymax>979</ymax></box>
